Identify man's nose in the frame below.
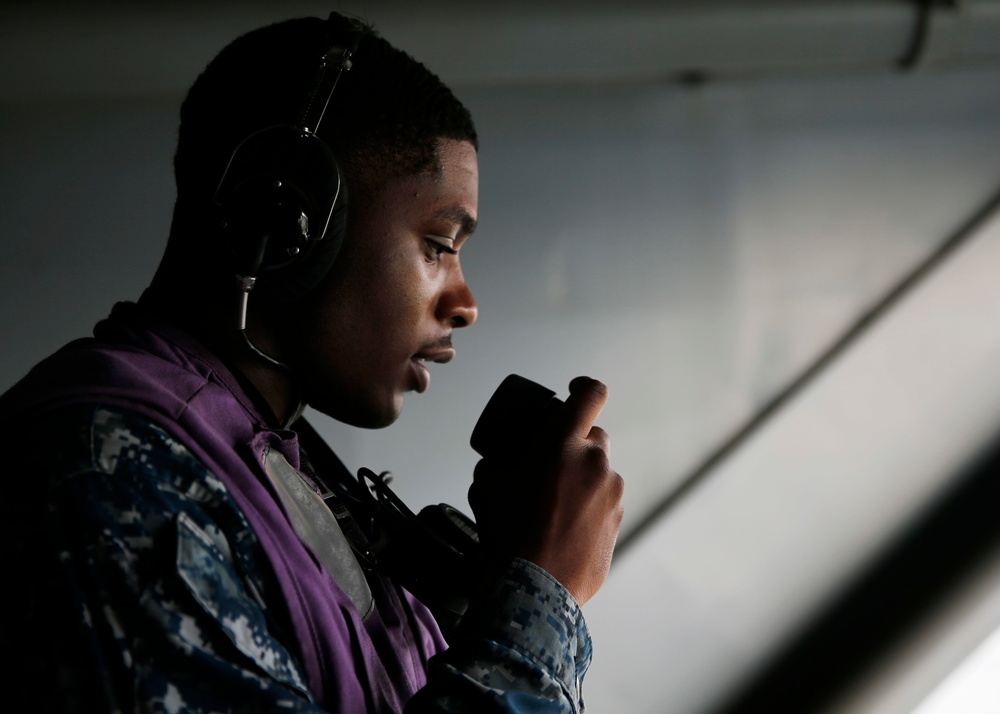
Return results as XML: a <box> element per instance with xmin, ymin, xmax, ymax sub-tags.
<box><xmin>440</xmin><ymin>272</ymin><xmax>477</xmax><ymax>328</ymax></box>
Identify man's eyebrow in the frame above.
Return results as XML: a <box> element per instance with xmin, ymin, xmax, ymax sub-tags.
<box><xmin>434</xmin><ymin>205</ymin><xmax>477</xmax><ymax>235</ymax></box>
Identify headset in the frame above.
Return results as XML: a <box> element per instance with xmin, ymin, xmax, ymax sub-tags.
<box><xmin>214</xmin><ymin>16</ymin><xmax>368</xmax><ymax>321</ymax></box>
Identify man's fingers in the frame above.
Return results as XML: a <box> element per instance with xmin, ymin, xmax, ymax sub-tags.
<box><xmin>558</xmin><ymin>377</ymin><xmax>609</xmax><ymax>441</ymax></box>
<box><xmin>588</xmin><ymin>425</ymin><xmax>610</xmax><ymax>454</ymax></box>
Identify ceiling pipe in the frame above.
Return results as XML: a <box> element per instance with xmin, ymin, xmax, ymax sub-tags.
<box><xmin>2</xmin><ymin>1</ymin><xmax>1000</xmax><ymax>102</ymax></box>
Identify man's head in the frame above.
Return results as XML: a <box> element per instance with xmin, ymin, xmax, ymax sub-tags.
<box><xmin>154</xmin><ymin>13</ymin><xmax>480</xmax><ymax>427</ymax></box>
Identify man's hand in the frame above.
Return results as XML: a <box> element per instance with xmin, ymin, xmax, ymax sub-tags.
<box><xmin>468</xmin><ymin>376</ymin><xmax>624</xmax><ymax>605</ymax></box>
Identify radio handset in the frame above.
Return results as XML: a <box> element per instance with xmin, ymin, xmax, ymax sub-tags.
<box><xmin>470</xmin><ymin>374</ymin><xmax>564</xmax><ymax>460</ymax></box>
<box><xmin>354</xmin><ymin>374</ymin><xmax>563</xmax><ymax>640</ymax></box>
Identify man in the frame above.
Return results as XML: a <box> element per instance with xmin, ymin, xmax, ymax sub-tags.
<box><xmin>0</xmin><ymin>12</ymin><xmax>623</xmax><ymax>713</ymax></box>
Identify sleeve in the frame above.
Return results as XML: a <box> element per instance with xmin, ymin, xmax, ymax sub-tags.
<box><xmin>6</xmin><ymin>406</ymin><xmax>324</xmax><ymax>714</ymax></box>
<box><xmin>405</xmin><ymin>558</ymin><xmax>593</xmax><ymax>714</ymax></box>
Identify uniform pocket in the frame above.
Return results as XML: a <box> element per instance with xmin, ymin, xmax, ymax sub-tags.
<box><xmin>174</xmin><ymin>510</ymin><xmax>311</xmax><ymax>697</ymax></box>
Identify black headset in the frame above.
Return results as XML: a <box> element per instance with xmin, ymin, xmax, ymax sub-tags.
<box><xmin>215</xmin><ymin>17</ymin><xmax>368</xmax><ymax>318</ymax></box>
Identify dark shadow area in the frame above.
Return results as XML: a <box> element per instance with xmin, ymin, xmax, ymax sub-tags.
<box><xmin>710</xmin><ymin>424</ymin><xmax>1000</xmax><ymax>714</ymax></box>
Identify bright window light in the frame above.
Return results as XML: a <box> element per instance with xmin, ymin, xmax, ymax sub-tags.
<box><xmin>911</xmin><ymin>626</ymin><xmax>1000</xmax><ymax>714</ymax></box>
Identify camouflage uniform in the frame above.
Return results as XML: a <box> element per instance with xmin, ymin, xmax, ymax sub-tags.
<box><xmin>0</xmin><ymin>301</ymin><xmax>592</xmax><ymax>713</ymax></box>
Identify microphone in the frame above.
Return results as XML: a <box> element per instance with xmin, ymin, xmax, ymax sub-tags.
<box><xmin>470</xmin><ymin>374</ymin><xmax>563</xmax><ymax>459</ymax></box>
<box><xmin>319</xmin><ymin>374</ymin><xmax>561</xmax><ymax>640</ymax></box>
<box><xmin>397</xmin><ymin>375</ymin><xmax>560</xmax><ymax>636</ymax></box>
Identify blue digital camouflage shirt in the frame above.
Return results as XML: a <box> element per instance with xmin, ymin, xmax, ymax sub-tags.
<box><xmin>3</xmin><ymin>403</ymin><xmax>592</xmax><ymax>713</ymax></box>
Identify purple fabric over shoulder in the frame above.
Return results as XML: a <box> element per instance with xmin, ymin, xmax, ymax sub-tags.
<box><xmin>0</xmin><ymin>301</ymin><xmax>447</xmax><ymax>712</ymax></box>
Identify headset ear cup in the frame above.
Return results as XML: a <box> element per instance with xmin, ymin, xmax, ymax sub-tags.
<box><xmin>216</xmin><ymin>125</ymin><xmax>348</xmax><ymax>308</ymax></box>
<box><xmin>215</xmin><ymin>25</ymin><xmax>364</xmax><ymax>314</ymax></box>
<box><xmin>255</xmin><ymin>181</ymin><xmax>348</xmax><ymax>308</ymax></box>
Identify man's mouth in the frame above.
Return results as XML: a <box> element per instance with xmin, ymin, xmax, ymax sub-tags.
<box><xmin>413</xmin><ymin>349</ymin><xmax>454</xmax><ymax>366</ymax></box>
<box><xmin>413</xmin><ymin>336</ymin><xmax>456</xmax><ymax>365</ymax></box>
<box><xmin>410</xmin><ymin>338</ymin><xmax>456</xmax><ymax>393</ymax></box>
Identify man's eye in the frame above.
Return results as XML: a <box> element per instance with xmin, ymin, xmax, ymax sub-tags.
<box><xmin>425</xmin><ymin>238</ymin><xmax>457</xmax><ymax>259</ymax></box>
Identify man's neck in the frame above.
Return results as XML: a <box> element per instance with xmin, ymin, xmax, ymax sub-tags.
<box><xmin>139</xmin><ymin>286</ymin><xmax>302</xmax><ymax>427</ymax></box>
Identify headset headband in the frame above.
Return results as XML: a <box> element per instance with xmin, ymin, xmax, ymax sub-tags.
<box><xmin>299</xmin><ymin>20</ymin><xmax>366</xmax><ymax>135</ymax></box>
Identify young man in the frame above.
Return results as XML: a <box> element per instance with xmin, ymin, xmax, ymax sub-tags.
<box><xmin>0</xmin><ymin>12</ymin><xmax>623</xmax><ymax>713</ymax></box>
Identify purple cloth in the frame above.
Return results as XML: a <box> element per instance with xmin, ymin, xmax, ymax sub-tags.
<box><xmin>0</xmin><ymin>301</ymin><xmax>448</xmax><ymax>711</ymax></box>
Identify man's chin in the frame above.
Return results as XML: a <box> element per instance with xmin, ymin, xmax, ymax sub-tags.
<box><xmin>312</xmin><ymin>390</ymin><xmax>404</xmax><ymax>430</ymax></box>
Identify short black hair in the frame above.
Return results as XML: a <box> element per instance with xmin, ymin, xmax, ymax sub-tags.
<box><xmin>155</xmin><ymin>13</ymin><xmax>477</xmax><ymax>298</ymax></box>
<box><xmin>174</xmin><ymin>13</ymin><xmax>477</xmax><ymax>203</ymax></box>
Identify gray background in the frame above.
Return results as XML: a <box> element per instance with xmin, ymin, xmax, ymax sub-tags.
<box><xmin>5</xmin><ymin>2</ymin><xmax>1000</xmax><ymax>711</ymax></box>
